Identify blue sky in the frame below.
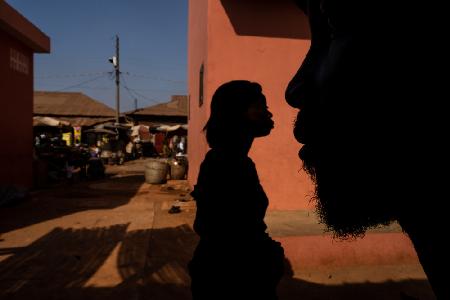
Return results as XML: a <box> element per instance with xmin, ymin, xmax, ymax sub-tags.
<box><xmin>7</xmin><ymin>0</ymin><xmax>188</xmax><ymax>112</ymax></box>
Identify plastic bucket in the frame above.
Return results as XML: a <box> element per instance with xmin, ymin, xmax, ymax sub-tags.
<box><xmin>145</xmin><ymin>159</ymin><xmax>169</xmax><ymax>184</ymax></box>
<box><xmin>170</xmin><ymin>162</ymin><xmax>186</xmax><ymax>180</ymax></box>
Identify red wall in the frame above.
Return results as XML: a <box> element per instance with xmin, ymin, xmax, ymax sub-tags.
<box><xmin>188</xmin><ymin>0</ymin><xmax>314</xmax><ymax>210</ymax></box>
<box><xmin>0</xmin><ymin>30</ymin><xmax>34</xmax><ymax>188</ymax></box>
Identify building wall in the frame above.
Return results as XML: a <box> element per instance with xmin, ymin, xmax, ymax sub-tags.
<box><xmin>188</xmin><ymin>0</ymin><xmax>314</xmax><ymax>210</ymax></box>
<box><xmin>0</xmin><ymin>30</ymin><xmax>34</xmax><ymax>187</ymax></box>
<box><xmin>187</xmin><ymin>0</ymin><xmax>421</xmax><ymax>279</ymax></box>
<box><xmin>187</xmin><ymin>0</ymin><xmax>210</xmax><ymax>188</ymax></box>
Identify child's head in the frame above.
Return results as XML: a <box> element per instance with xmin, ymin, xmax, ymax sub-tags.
<box><xmin>204</xmin><ymin>80</ymin><xmax>273</xmax><ymax>148</ymax></box>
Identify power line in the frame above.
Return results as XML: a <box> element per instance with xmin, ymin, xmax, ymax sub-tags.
<box><xmin>124</xmin><ymin>59</ymin><xmax>186</xmax><ymax>71</ymax></box>
<box><xmin>124</xmin><ymin>86</ymin><xmax>162</xmax><ymax>105</ymax></box>
<box><xmin>35</xmin><ymin>71</ymin><xmax>110</xmax><ymax>79</ymax></box>
<box><xmin>75</xmin><ymin>85</ymin><xmax>112</xmax><ymax>90</ymax></box>
<box><xmin>131</xmin><ymin>91</ymin><xmax>163</xmax><ymax>104</ymax></box>
<box><xmin>121</xmin><ymin>75</ymin><xmax>140</xmax><ymax>108</ymax></box>
<box><xmin>125</xmin><ymin>86</ymin><xmax>185</xmax><ymax>93</ymax></box>
<box><xmin>120</xmin><ymin>74</ymin><xmax>161</xmax><ymax>105</ymax></box>
<box><xmin>52</xmin><ymin>73</ymin><xmax>108</xmax><ymax>91</ymax></box>
<box><xmin>122</xmin><ymin>71</ymin><xmax>186</xmax><ymax>84</ymax></box>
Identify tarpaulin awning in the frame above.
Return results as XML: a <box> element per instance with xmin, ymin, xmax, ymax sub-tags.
<box><xmin>33</xmin><ymin>116</ymin><xmax>71</xmax><ymax>127</ymax></box>
<box><xmin>84</xmin><ymin>128</ymin><xmax>117</xmax><ymax>135</ymax></box>
<box><xmin>156</xmin><ymin>124</ymin><xmax>188</xmax><ymax>132</ymax></box>
<box><xmin>131</xmin><ymin>125</ymin><xmax>150</xmax><ymax>136</ymax></box>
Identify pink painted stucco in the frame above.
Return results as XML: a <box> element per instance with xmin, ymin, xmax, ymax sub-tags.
<box><xmin>187</xmin><ymin>0</ymin><xmax>422</xmax><ymax>280</ymax></box>
<box><xmin>187</xmin><ymin>0</ymin><xmax>209</xmax><ymax>191</ymax></box>
<box><xmin>188</xmin><ymin>0</ymin><xmax>314</xmax><ymax>210</ymax></box>
<box><xmin>279</xmin><ymin>233</ymin><xmax>418</xmax><ymax>270</ymax></box>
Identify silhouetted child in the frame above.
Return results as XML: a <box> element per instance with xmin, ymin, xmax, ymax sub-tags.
<box><xmin>189</xmin><ymin>80</ymin><xmax>284</xmax><ymax>299</ymax></box>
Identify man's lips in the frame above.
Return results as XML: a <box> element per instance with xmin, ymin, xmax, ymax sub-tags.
<box><xmin>294</xmin><ymin>107</ymin><xmax>320</xmax><ymax>145</ymax></box>
<box><xmin>294</xmin><ymin>115</ymin><xmax>308</xmax><ymax>144</ymax></box>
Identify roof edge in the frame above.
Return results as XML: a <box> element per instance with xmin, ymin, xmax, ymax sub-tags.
<box><xmin>0</xmin><ymin>1</ymin><xmax>50</xmax><ymax>53</ymax></box>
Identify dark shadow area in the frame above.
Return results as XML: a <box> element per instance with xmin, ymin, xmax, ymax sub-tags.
<box><xmin>0</xmin><ymin>175</ymin><xmax>145</xmax><ymax>234</ymax></box>
<box><xmin>115</xmin><ymin>224</ymin><xmax>198</xmax><ymax>300</ymax></box>
<box><xmin>0</xmin><ymin>224</ymin><xmax>435</xmax><ymax>300</ymax></box>
<box><xmin>278</xmin><ymin>259</ymin><xmax>435</xmax><ymax>300</ymax></box>
<box><xmin>220</xmin><ymin>0</ymin><xmax>310</xmax><ymax>39</ymax></box>
<box><xmin>0</xmin><ymin>224</ymin><xmax>198</xmax><ymax>300</ymax></box>
<box><xmin>0</xmin><ymin>225</ymin><xmax>129</xmax><ymax>297</ymax></box>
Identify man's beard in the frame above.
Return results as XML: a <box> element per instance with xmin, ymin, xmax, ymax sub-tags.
<box><xmin>298</xmin><ymin>140</ymin><xmax>398</xmax><ymax>239</ymax></box>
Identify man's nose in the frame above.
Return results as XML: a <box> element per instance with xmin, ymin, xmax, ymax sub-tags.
<box><xmin>285</xmin><ymin>51</ymin><xmax>316</xmax><ymax>109</ymax></box>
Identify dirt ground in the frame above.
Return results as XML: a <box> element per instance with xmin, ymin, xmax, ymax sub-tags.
<box><xmin>0</xmin><ymin>159</ymin><xmax>435</xmax><ymax>300</ymax></box>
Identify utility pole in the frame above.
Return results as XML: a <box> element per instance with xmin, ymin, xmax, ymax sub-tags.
<box><xmin>108</xmin><ymin>36</ymin><xmax>121</xmax><ymax>124</ymax></box>
<box><xmin>114</xmin><ymin>35</ymin><xmax>120</xmax><ymax>124</ymax></box>
<box><xmin>134</xmin><ymin>98</ymin><xmax>138</xmax><ymax>111</ymax></box>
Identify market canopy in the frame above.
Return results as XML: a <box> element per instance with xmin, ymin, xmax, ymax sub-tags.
<box><xmin>131</xmin><ymin>125</ymin><xmax>149</xmax><ymax>137</ymax></box>
<box><xmin>84</xmin><ymin>128</ymin><xmax>117</xmax><ymax>135</ymax></box>
<box><xmin>33</xmin><ymin>116</ymin><xmax>70</xmax><ymax>127</ymax></box>
<box><xmin>156</xmin><ymin>124</ymin><xmax>188</xmax><ymax>132</ymax></box>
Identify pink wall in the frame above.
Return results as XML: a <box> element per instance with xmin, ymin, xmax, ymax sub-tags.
<box><xmin>280</xmin><ymin>233</ymin><xmax>419</xmax><ymax>270</ymax></box>
<box><xmin>187</xmin><ymin>0</ymin><xmax>210</xmax><ymax>188</ymax></box>
<box><xmin>187</xmin><ymin>1</ymin><xmax>421</xmax><ymax>279</ymax></box>
<box><xmin>188</xmin><ymin>0</ymin><xmax>314</xmax><ymax>210</ymax></box>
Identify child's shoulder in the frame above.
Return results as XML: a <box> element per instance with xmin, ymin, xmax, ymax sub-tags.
<box><xmin>203</xmin><ymin>149</ymin><xmax>254</xmax><ymax>167</ymax></box>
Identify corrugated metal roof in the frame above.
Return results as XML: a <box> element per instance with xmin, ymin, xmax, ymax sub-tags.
<box><xmin>127</xmin><ymin>95</ymin><xmax>188</xmax><ymax>117</ymax></box>
<box><xmin>34</xmin><ymin>91</ymin><xmax>116</xmax><ymax>117</ymax></box>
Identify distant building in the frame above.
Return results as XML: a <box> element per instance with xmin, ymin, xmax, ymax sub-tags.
<box><xmin>126</xmin><ymin>95</ymin><xmax>188</xmax><ymax>127</ymax></box>
<box><xmin>0</xmin><ymin>1</ymin><xmax>50</xmax><ymax>188</ymax></box>
<box><xmin>126</xmin><ymin>95</ymin><xmax>188</xmax><ymax>154</ymax></box>
<box><xmin>33</xmin><ymin>91</ymin><xmax>117</xmax><ymax>147</ymax></box>
<box><xmin>34</xmin><ymin>91</ymin><xmax>116</xmax><ymax>127</ymax></box>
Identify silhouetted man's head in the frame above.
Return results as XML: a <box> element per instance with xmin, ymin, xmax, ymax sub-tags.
<box><xmin>287</xmin><ymin>3</ymin><xmax>447</xmax><ymax>298</ymax></box>
<box><xmin>284</xmin><ymin>0</ymin><xmax>425</xmax><ymax>237</ymax></box>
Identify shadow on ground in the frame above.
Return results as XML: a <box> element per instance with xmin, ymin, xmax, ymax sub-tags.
<box><xmin>278</xmin><ymin>260</ymin><xmax>435</xmax><ymax>300</ymax></box>
<box><xmin>0</xmin><ymin>224</ymin><xmax>435</xmax><ymax>300</ymax></box>
<box><xmin>0</xmin><ymin>175</ymin><xmax>144</xmax><ymax>234</ymax></box>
